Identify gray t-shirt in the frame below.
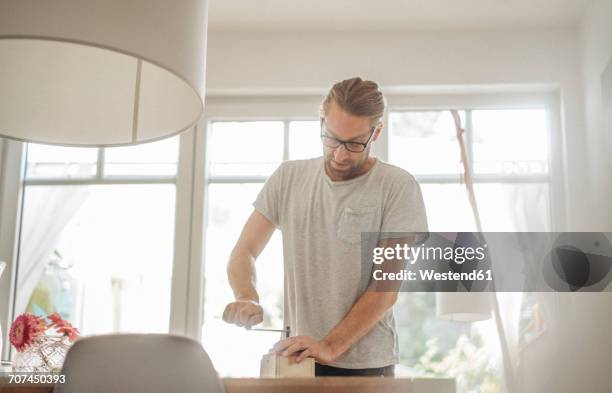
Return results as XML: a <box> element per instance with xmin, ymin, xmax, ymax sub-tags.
<box><xmin>253</xmin><ymin>156</ymin><xmax>428</xmax><ymax>369</ymax></box>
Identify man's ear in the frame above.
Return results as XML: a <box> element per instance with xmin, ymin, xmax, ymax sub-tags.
<box><xmin>372</xmin><ymin>124</ymin><xmax>383</xmax><ymax>142</ymax></box>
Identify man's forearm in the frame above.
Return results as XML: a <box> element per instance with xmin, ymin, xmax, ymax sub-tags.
<box><xmin>227</xmin><ymin>248</ymin><xmax>259</xmax><ymax>302</ymax></box>
<box><xmin>322</xmin><ymin>237</ymin><xmax>414</xmax><ymax>356</ymax></box>
<box><xmin>323</xmin><ymin>290</ymin><xmax>398</xmax><ymax>359</ymax></box>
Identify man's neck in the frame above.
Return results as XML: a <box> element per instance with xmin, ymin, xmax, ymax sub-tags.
<box><xmin>355</xmin><ymin>156</ymin><xmax>376</xmax><ymax>177</ymax></box>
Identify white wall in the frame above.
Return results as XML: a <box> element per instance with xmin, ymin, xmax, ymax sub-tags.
<box><xmin>581</xmin><ymin>0</ymin><xmax>612</xmax><ymax>230</ymax></box>
<box><xmin>513</xmin><ymin>4</ymin><xmax>612</xmax><ymax>392</ymax></box>
<box><xmin>205</xmin><ymin>29</ymin><xmax>590</xmax><ymax>230</ymax></box>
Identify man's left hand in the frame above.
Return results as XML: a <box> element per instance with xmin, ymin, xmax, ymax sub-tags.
<box><xmin>270</xmin><ymin>335</ymin><xmax>337</xmax><ymax>364</ymax></box>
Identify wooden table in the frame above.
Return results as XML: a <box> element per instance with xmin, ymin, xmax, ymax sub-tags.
<box><xmin>0</xmin><ymin>376</ymin><xmax>455</xmax><ymax>393</ymax></box>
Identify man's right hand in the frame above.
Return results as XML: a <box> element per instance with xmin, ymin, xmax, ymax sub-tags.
<box><xmin>222</xmin><ymin>300</ymin><xmax>264</xmax><ymax>328</ymax></box>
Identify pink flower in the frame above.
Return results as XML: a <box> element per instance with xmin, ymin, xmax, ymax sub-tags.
<box><xmin>9</xmin><ymin>312</ymin><xmax>81</xmax><ymax>351</ymax></box>
<box><xmin>47</xmin><ymin>312</ymin><xmax>63</xmax><ymax>325</ymax></box>
<box><xmin>56</xmin><ymin>325</ymin><xmax>80</xmax><ymax>342</ymax></box>
<box><xmin>47</xmin><ymin>312</ymin><xmax>80</xmax><ymax>342</ymax></box>
<box><xmin>9</xmin><ymin>313</ymin><xmax>45</xmax><ymax>352</ymax></box>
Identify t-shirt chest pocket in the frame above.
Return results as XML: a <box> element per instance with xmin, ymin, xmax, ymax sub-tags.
<box><xmin>337</xmin><ymin>206</ymin><xmax>378</xmax><ymax>244</ymax></box>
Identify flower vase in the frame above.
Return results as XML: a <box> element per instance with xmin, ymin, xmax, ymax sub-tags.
<box><xmin>12</xmin><ymin>335</ymin><xmax>71</xmax><ymax>373</ymax></box>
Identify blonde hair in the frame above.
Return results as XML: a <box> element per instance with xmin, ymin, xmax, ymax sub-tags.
<box><xmin>320</xmin><ymin>77</ymin><xmax>386</xmax><ymax>127</ymax></box>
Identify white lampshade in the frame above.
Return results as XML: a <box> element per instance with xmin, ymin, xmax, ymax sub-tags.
<box><xmin>0</xmin><ymin>0</ymin><xmax>207</xmax><ymax>146</ymax></box>
<box><xmin>436</xmin><ymin>292</ymin><xmax>492</xmax><ymax>322</ymax></box>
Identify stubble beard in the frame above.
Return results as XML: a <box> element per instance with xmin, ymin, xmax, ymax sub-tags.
<box><xmin>324</xmin><ymin>152</ymin><xmax>369</xmax><ymax>181</ymax></box>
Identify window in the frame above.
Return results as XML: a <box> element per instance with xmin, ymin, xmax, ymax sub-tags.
<box><xmin>201</xmin><ymin>120</ymin><xmax>320</xmax><ymax>376</ymax></box>
<box><xmin>4</xmin><ymin>94</ymin><xmax>558</xmax><ymax>390</ymax></box>
<box><xmin>200</xmin><ymin>100</ymin><xmax>558</xmax><ymax>389</ymax></box>
<box><xmin>389</xmin><ymin>107</ymin><xmax>553</xmax><ymax>392</ymax></box>
<box><xmin>390</xmin><ymin>109</ymin><xmax>551</xmax><ymax>232</ymax></box>
<box><xmin>14</xmin><ymin>137</ymin><xmax>180</xmax><ymax>341</ymax></box>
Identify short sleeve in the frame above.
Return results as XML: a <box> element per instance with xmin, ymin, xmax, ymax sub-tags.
<box><xmin>380</xmin><ymin>175</ymin><xmax>429</xmax><ymax>235</ymax></box>
<box><xmin>253</xmin><ymin>163</ymin><xmax>285</xmax><ymax>228</ymax></box>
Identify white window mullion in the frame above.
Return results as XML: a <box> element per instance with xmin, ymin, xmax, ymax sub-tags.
<box><xmin>545</xmin><ymin>95</ymin><xmax>568</xmax><ymax>231</ymax></box>
<box><xmin>97</xmin><ymin>147</ymin><xmax>105</xmax><ymax>180</ymax></box>
<box><xmin>24</xmin><ymin>177</ymin><xmax>176</xmax><ymax>186</ymax></box>
<box><xmin>208</xmin><ymin>176</ymin><xmax>268</xmax><ymax>184</ymax></box>
<box><xmin>0</xmin><ymin>139</ymin><xmax>26</xmax><ymax>360</ymax></box>
<box><xmin>185</xmin><ymin>123</ymin><xmax>208</xmax><ymax>340</ymax></box>
<box><xmin>170</xmin><ymin>126</ymin><xmax>200</xmax><ymax>339</ymax></box>
<box><xmin>283</xmin><ymin>121</ymin><xmax>290</xmax><ymax>161</ymax></box>
<box><xmin>170</xmin><ymin>122</ymin><xmax>210</xmax><ymax>341</ymax></box>
<box><xmin>465</xmin><ymin>110</ymin><xmax>474</xmax><ymax>176</ymax></box>
<box><xmin>374</xmin><ymin>107</ymin><xmax>390</xmax><ymax>162</ymax></box>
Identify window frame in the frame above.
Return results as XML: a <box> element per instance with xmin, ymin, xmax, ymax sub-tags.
<box><xmin>203</xmin><ymin>91</ymin><xmax>566</xmax><ymax>229</ymax></box>
<box><xmin>0</xmin><ymin>139</ymin><xmax>26</xmax><ymax>361</ymax></box>
<box><xmin>383</xmin><ymin>91</ymin><xmax>567</xmax><ymax>232</ymax></box>
<box><xmin>1</xmin><ymin>89</ymin><xmax>568</xmax><ymax>360</ymax></box>
<box><xmin>202</xmin><ymin>95</ymin><xmax>324</xmax><ymax>186</ymax></box>
<box><xmin>0</xmin><ymin>127</ymin><xmax>205</xmax><ymax>360</ymax></box>
<box><xmin>198</xmin><ymin>89</ymin><xmax>567</xmax><ymax>322</ymax></box>
<box><xmin>199</xmin><ymin>91</ymin><xmax>566</xmax><ymax>379</ymax></box>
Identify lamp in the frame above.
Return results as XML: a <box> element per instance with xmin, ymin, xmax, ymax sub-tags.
<box><xmin>436</xmin><ymin>292</ymin><xmax>491</xmax><ymax>322</ymax></box>
<box><xmin>0</xmin><ymin>0</ymin><xmax>207</xmax><ymax>146</ymax></box>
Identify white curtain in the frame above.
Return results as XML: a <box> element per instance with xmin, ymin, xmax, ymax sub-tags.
<box><xmin>492</xmin><ymin>184</ymin><xmax>552</xmax><ymax>393</ymax></box>
<box><xmin>16</xmin><ymin>187</ymin><xmax>87</xmax><ymax>315</ymax></box>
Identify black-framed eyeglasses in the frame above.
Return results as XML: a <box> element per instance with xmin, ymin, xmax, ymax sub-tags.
<box><xmin>320</xmin><ymin>119</ymin><xmax>377</xmax><ymax>153</ymax></box>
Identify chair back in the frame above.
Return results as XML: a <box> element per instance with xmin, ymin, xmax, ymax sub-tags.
<box><xmin>54</xmin><ymin>333</ymin><xmax>225</xmax><ymax>393</ymax></box>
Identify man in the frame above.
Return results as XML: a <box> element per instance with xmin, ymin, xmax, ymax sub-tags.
<box><xmin>222</xmin><ymin>77</ymin><xmax>428</xmax><ymax>376</ymax></box>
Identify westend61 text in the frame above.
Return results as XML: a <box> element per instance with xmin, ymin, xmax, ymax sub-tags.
<box><xmin>373</xmin><ymin>269</ymin><xmax>493</xmax><ymax>282</ymax></box>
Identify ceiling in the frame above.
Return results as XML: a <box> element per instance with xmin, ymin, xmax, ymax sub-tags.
<box><xmin>208</xmin><ymin>0</ymin><xmax>591</xmax><ymax>32</ymax></box>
